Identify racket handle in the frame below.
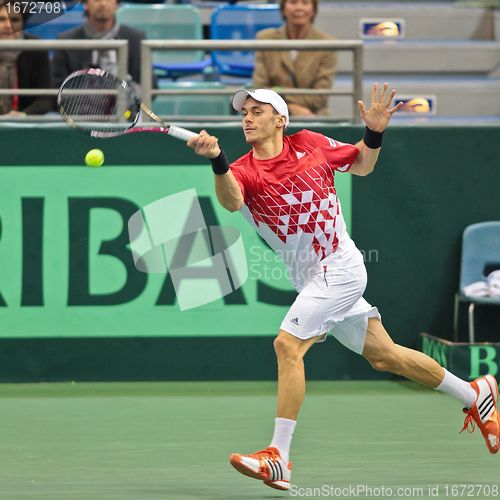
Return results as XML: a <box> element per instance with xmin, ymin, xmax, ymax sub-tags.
<box><xmin>168</xmin><ymin>125</ymin><xmax>198</xmax><ymax>142</ymax></box>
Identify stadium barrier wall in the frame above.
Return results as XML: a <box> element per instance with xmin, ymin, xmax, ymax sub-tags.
<box><xmin>421</xmin><ymin>334</ymin><xmax>500</xmax><ymax>380</ymax></box>
<box><xmin>0</xmin><ymin>124</ymin><xmax>499</xmax><ymax>381</ymax></box>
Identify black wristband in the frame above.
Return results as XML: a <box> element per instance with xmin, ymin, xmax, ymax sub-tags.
<box><xmin>211</xmin><ymin>150</ymin><xmax>230</xmax><ymax>175</ymax></box>
<box><xmin>363</xmin><ymin>127</ymin><xmax>384</xmax><ymax>149</ymax></box>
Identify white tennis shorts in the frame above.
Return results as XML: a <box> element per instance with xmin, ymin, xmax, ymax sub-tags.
<box><xmin>280</xmin><ymin>263</ymin><xmax>380</xmax><ymax>355</ymax></box>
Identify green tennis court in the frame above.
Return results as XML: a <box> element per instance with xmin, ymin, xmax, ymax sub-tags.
<box><xmin>1</xmin><ymin>381</ymin><xmax>497</xmax><ymax>500</ymax></box>
<box><xmin>1</xmin><ymin>121</ymin><xmax>500</xmax><ymax>500</ymax></box>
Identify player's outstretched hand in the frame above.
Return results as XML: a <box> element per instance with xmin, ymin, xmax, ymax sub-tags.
<box><xmin>357</xmin><ymin>83</ymin><xmax>402</xmax><ymax>132</ymax></box>
<box><xmin>187</xmin><ymin>130</ymin><xmax>221</xmax><ymax>159</ymax></box>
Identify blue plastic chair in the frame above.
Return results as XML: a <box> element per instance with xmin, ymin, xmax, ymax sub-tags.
<box><xmin>116</xmin><ymin>4</ymin><xmax>211</xmax><ymax>79</ymax></box>
<box><xmin>210</xmin><ymin>5</ymin><xmax>282</xmax><ymax>78</ymax></box>
<box><xmin>454</xmin><ymin>221</ymin><xmax>500</xmax><ymax>342</ymax></box>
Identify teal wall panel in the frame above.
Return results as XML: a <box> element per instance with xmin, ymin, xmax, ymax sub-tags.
<box><xmin>0</xmin><ymin>124</ymin><xmax>498</xmax><ymax>380</ymax></box>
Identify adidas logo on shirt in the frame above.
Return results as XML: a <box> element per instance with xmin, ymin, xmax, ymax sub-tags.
<box><xmin>291</xmin><ymin>317</ymin><xmax>300</xmax><ymax>326</ymax></box>
<box><xmin>296</xmin><ymin>151</ymin><xmax>306</xmax><ymax>160</ymax></box>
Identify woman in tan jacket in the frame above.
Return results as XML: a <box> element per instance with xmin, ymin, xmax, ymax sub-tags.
<box><xmin>252</xmin><ymin>0</ymin><xmax>336</xmax><ymax>116</ymax></box>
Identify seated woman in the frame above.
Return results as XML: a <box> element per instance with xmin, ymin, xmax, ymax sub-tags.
<box><xmin>0</xmin><ymin>3</ymin><xmax>53</xmax><ymax>116</ymax></box>
<box><xmin>252</xmin><ymin>0</ymin><xmax>336</xmax><ymax>116</ymax></box>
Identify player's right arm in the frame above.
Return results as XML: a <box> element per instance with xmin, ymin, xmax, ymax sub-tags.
<box><xmin>213</xmin><ymin>172</ymin><xmax>244</xmax><ymax>212</ymax></box>
<box><xmin>187</xmin><ymin>130</ymin><xmax>244</xmax><ymax>212</ymax></box>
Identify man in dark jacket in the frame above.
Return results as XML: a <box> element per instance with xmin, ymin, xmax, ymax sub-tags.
<box><xmin>0</xmin><ymin>4</ymin><xmax>53</xmax><ymax>115</ymax></box>
<box><xmin>52</xmin><ymin>0</ymin><xmax>145</xmax><ymax>87</ymax></box>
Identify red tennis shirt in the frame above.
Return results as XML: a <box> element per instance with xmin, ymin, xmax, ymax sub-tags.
<box><xmin>230</xmin><ymin>129</ymin><xmax>364</xmax><ymax>290</ymax></box>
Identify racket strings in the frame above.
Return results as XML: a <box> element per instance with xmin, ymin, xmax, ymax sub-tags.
<box><xmin>59</xmin><ymin>72</ymin><xmax>139</xmax><ymax>133</ymax></box>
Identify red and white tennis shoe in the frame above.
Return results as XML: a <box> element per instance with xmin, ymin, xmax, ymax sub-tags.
<box><xmin>229</xmin><ymin>446</ymin><xmax>291</xmax><ymax>490</ymax></box>
<box><xmin>461</xmin><ymin>374</ymin><xmax>500</xmax><ymax>454</ymax></box>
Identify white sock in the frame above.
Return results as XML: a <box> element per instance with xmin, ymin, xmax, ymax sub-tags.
<box><xmin>270</xmin><ymin>417</ymin><xmax>296</xmax><ymax>463</ymax></box>
<box><xmin>435</xmin><ymin>369</ymin><xmax>477</xmax><ymax>408</ymax></box>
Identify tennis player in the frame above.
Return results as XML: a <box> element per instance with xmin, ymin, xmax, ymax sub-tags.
<box><xmin>187</xmin><ymin>83</ymin><xmax>500</xmax><ymax>491</ymax></box>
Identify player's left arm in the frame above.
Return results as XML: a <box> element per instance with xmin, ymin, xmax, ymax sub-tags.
<box><xmin>349</xmin><ymin>82</ymin><xmax>402</xmax><ymax>176</ymax></box>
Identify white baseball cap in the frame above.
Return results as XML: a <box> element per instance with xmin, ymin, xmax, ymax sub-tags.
<box><xmin>232</xmin><ymin>89</ymin><xmax>289</xmax><ymax>127</ymax></box>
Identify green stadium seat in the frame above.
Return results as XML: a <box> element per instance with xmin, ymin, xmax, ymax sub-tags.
<box><xmin>116</xmin><ymin>4</ymin><xmax>211</xmax><ymax>79</ymax></box>
<box><xmin>153</xmin><ymin>82</ymin><xmax>230</xmax><ymax>116</ymax></box>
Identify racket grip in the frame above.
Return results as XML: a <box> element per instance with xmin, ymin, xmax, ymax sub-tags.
<box><xmin>168</xmin><ymin>125</ymin><xmax>198</xmax><ymax>142</ymax></box>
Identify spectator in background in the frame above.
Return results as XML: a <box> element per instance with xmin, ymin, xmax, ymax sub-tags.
<box><xmin>253</xmin><ymin>0</ymin><xmax>336</xmax><ymax>116</ymax></box>
<box><xmin>52</xmin><ymin>0</ymin><xmax>145</xmax><ymax>87</ymax></box>
<box><xmin>0</xmin><ymin>3</ymin><xmax>53</xmax><ymax>116</ymax></box>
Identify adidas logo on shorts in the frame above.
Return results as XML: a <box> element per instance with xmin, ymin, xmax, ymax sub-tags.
<box><xmin>291</xmin><ymin>317</ymin><xmax>300</xmax><ymax>326</ymax></box>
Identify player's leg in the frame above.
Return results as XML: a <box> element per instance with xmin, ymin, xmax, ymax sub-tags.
<box><xmin>229</xmin><ymin>266</ymin><xmax>368</xmax><ymax>490</ymax></box>
<box><xmin>362</xmin><ymin>317</ymin><xmax>445</xmax><ymax>387</ymax></box>
<box><xmin>270</xmin><ymin>268</ymin><xmax>367</xmax><ymax>460</ymax></box>
<box><xmin>274</xmin><ymin>329</ymin><xmax>319</xmax><ymax>420</ymax></box>
<box><xmin>362</xmin><ymin>317</ymin><xmax>500</xmax><ymax>453</ymax></box>
<box><xmin>229</xmin><ymin>331</ymin><xmax>318</xmax><ymax>490</ymax></box>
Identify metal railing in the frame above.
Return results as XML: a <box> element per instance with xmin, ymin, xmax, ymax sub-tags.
<box><xmin>0</xmin><ymin>39</ymin><xmax>129</xmax><ymax>97</ymax></box>
<box><xmin>0</xmin><ymin>39</ymin><xmax>362</xmax><ymax>122</ymax></box>
<box><xmin>140</xmin><ymin>40</ymin><xmax>363</xmax><ymax>123</ymax></box>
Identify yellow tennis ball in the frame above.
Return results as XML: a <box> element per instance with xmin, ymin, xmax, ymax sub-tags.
<box><xmin>85</xmin><ymin>149</ymin><xmax>104</xmax><ymax>168</ymax></box>
<box><xmin>124</xmin><ymin>109</ymin><xmax>132</xmax><ymax>119</ymax></box>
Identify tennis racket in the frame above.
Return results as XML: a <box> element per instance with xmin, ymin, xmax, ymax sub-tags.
<box><xmin>57</xmin><ymin>68</ymin><xmax>198</xmax><ymax>141</ymax></box>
